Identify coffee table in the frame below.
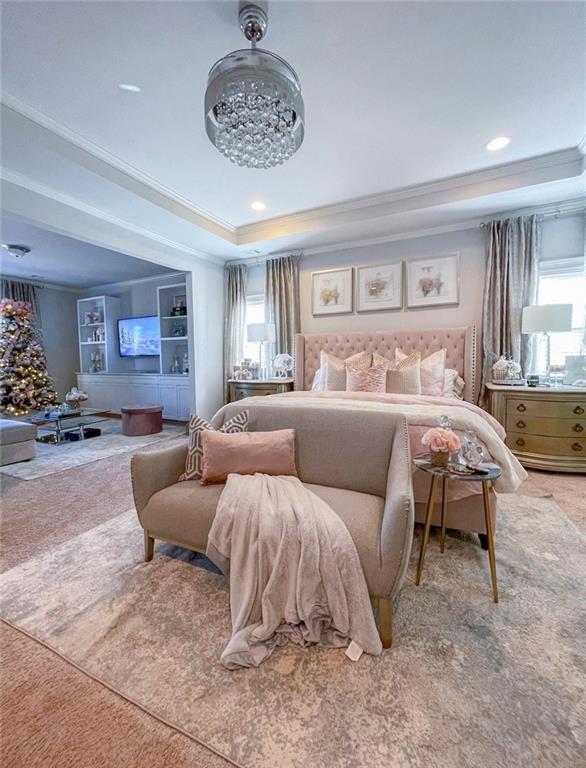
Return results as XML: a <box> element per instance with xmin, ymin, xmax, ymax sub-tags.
<box><xmin>26</xmin><ymin>408</ymin><xmax>110</xmax><ymax>445</ymax></box>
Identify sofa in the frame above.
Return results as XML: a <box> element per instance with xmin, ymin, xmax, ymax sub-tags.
<box><xmin>131</xmin><ymin>404</ymin><xmax>414</xmax><ymax>648</ymax></box>
<box><xmin>0</xmin><ymin>418</ymin><xmax>37</xmax><ymax>466</ymax></box>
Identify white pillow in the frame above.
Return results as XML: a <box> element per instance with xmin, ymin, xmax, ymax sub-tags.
<box><xmin>311</xmin><ymin>368</ymin><xmax>323</xmax><ymax>390</ymax></box>
<box><xmin>443</xmin><ymin>368</ymin><xmax>465</xmax><ymax>399</ymax></box>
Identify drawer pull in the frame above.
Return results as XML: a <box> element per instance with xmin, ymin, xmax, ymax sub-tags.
<box><xmin>573</xmin><ymin>424</ymin><xmax>584</xmax><ymax>433</ymax></box>
<box><xmin>516</xmin><ymin>420</ymin><xmax>526</xmax><ymax>429</ymax></box>
<box><xmin>515</xmin><ymin>438</ymin><xmax>525</xmax><ymax>447</ymax></box>
<box><xmin>572</xmin><ymin>442</ymin><xmax>583</xmax><ymax>452</ymax></box>
<box><xmin>574</xmin><ymin>406</ymin><xmax>585</xmax><ymax>415</ymax></box>
<box><xmin>516</xmin><ymin>404</ymin><xmax>526</xmax><ymax>412</ymax></box>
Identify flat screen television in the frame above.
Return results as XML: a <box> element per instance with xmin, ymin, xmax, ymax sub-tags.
<box><xmin>118</xmin><ymin>316</ymin><xmax>160</xmax><ymax>357</ymax></box>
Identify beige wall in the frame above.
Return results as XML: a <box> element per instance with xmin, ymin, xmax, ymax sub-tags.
<box><xmin>299</xmin><ymin>228</ymin><xmax>485</xmax><ymax>335</ymax></box>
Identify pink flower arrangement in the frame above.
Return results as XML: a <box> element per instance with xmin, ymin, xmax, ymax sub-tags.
<box><xmin>421</xmin><ymin>427</ymin><xmax>461</xmax><ymax>454</ymax></box>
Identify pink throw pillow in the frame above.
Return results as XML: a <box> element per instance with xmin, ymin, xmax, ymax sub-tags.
<box><xmin>346</xmin><ymin>360</ymin><xmax>388</xmax><ymax>393</ymax></box>
<box><xmin>396</xmin><ymin>348</ymin><xmax>446</xmax><ymax>396</ymax></box>
<box><xmin>200</xmin><ymin>429</ymin><xmax>297</xmax><ymax>484</ymax></box>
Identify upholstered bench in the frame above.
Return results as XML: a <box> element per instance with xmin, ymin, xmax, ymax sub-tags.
<box><xmin>0</xmin><ymin>418</ymin><xmax>37</xmax><ymax>465</ymax></box>
<box><xmin>121</xmin><ymin>405</ymin><xmax>163</xmax><ymax>436</ymax></box>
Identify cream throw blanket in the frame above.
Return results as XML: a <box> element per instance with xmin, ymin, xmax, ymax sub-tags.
<box><xmin>206</xmin><ymin>473</ymin><xmax>383</xmax><ymax>669</ymax></box>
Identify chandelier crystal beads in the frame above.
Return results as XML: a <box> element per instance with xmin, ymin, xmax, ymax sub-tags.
<box><xmin>204</xmin><ymin>4</ymin><xmax>304</xmax><ymax>169</ymax></box>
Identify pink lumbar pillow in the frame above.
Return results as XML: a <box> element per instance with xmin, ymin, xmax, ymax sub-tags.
<box><xmin>200</xmin><ymin>429</ymin><xmax>297</xmax><ymax>484</ymax></box>
<box><xmin>396</xmin><ymin>348</ymin><xmax>446</xmax><ymax>396</ymax></box>
<box><xmin>346</xmin><ymin>359</ymin><xmax>388</xmax><ymax>393</ymax></box>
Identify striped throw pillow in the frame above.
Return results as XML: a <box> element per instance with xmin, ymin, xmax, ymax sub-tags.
<box><xmin>346</xmin><ymin>360</ymin><xmax>388</xmax><ymax>393</ymax></box>
<box><xmin>179</xmin><ymin>410</ymin><xmax>249</xmax><ymax>481</ymax></box>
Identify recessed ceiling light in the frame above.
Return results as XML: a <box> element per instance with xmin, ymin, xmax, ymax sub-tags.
<box><xmin>118</xmin><ymin>83</ymin><xmax>142</xmax><ymax>93</ymax></box>
<box><xmin>251</xmin><ymin>201</ymin><xmax>266</xmax><ymax>211</ymax></box>
<box><xmin>486</xmin><ymin>136</ymin><xmax>511</xmax><ymax>151</ymax></box>
<box><xmin>2</xmin><ymin>243</ymin><xmax>31</xmax><ymax>258</ymax></box>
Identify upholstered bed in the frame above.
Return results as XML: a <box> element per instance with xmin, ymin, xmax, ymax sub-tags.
<box><xmin>278</xmin><ymin>325</ymin><xmax>526</xmax><ymax>542</ymax></box>
<box><xmin>293</xmin><ymin>326</ymin><xmax>479</xmax><ymax>403</ymax></box>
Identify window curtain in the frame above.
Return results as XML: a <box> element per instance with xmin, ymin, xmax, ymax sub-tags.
<box><xmin>480</xmin><ymin>214</ymin><xmax>541</xmax><ymax>402</ymax></box>
<box><xmin>0</xmin><ymin>279</ymin><xmax>42</xmax><ymax>325</ymax></box>
<box><xmin>224</xmin><ymin>263</ymin><xmax>247</xmax><ymax>400</ymax></box>
<box><xmin>265</xmin><ymin>254</ymin><xmax>300</xmax><ymax>361</ymax></box>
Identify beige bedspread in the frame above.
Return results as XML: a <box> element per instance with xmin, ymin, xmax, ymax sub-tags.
<box><xmin>206</xmin><ymin>473</ymin><xmax>382</xmax><ymax>669</ymax></box>
<box><xmin>223</xmin><ymin>392</ymin><xmax>527</xmax><ymax>495</ymax></box>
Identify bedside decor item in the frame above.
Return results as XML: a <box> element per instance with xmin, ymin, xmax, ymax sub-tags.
<box><xmin>247</xmin><ymin>322</ymin><xmax>276</xmax><ymax>378</ymax></box>
<box><xmin>312</xmin><ymin>268</ymin><xmax>353</xmax><ymax>316</ymax></box>
<box><xmin>272</xmin><ymin>353</ymin><xmax>294</xmax><ymax>378</ymax></box>
<box><xmin>179</xmin><ymin>410</ymin><xmax>249</xmax><ymax>481</ymax></box>
<box><xmin>406</xmin><ymin>253</ymin><xmax>459</xmax><ymax>308</ymax></box>
<box><xmin>564</xmin><ymin>355</ymin><xmax>586</xmax><ymax>387</ymax></box>
<box><xmin>64</xmin><ymin>386</ymin><xmax>88</xmax><ymax>411</ymax></box>
<box><xmin>521</xmin><ymin>303</ymin><xmax>573</xmax><ymax>376</ymax></box>
<box><xmin>421</xmin><ymin>426</ymin><xmax>461</xmax><ymax>468</ymax></box>
<box><xmin>460</xmin><ymin>429</ymin><xmax>486</xmax><ymax>468</ymax></box>
<box><xmin>356</xmin><ymin>263</ymin><xmax>402</xmax><ymax>312</ymax></box>
<box><xmin>526</xmin><ymin>374</ymin><xmax>540</xmax><ymax>387</ymax></box>
<box><xmin>204</xmin><ymin>2</ymin><xmax>304</xmax><ymax>169</ymax></box>
<box><xmin>485</xmin><ymin>382</ymin><xmax>586</xmax><ymax>473</ymax></box>
<box><xmin>491</xmin><ymin>355</ymin><xmax>525</xmax><ymax>385</ymax></box>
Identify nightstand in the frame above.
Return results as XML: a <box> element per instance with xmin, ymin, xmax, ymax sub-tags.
<box><xmin>227</xmin><ymin>378</ymin><xmax>294</xmax><ymax>403</ymax></box>
<box><xmin>485</xmin><ymin>383</ymin><xmax>586</xmax><ymax>473</ymax></box>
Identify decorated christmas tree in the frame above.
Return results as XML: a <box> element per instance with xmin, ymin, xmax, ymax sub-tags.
<box><xmin>0</xmin><ymin>298</ymin><xmax>58</xmax><ymax>416</ymax></box>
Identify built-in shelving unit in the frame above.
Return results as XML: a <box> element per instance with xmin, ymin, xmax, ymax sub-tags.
<box><xmin>157</xmin><ymin>284</ymin><xmax>191</xmax><ymax>376</ymax></box>
<box><xmin>77</xmin><ymin>296</ymin><xmax>120</xmax><ymax>373</ymax></box>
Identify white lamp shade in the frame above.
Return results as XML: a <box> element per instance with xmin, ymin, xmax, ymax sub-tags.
<box><xmin>247</xmin><ymin>322</ymin><xmax>276</xmax><ymax>343</ymax></box>
<box><xmin>521</xmin><ymin>304</ymin><xmax>573</xmax><ymax>333</ymax></box>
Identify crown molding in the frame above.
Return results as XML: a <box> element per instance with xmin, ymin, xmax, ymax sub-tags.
<box><xmin>0</xmin><ymin>168</ymin><xmax>225</xmax><ymax>266</ymax></box>
<box><xmin>276</xmin><ymin>197</ymin><xmax>584</xmax><ymax>259</ymax></box>
<box><xmin>1</xmin><ymin>93</ymin><xmax>237</xmax><ymax>244</ymax></box>
<box><xmin>236</xmin><ymin>147</ymin><xmax>584</xmax><ymax>244</ymax></box>
<box><xmin>85</xmin><ymin>271</ymin><xmax>186</xmax><ymax>295</ymax></box>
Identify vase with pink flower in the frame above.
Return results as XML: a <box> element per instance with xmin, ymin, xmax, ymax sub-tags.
<box><xmin>421</xmin><ymin>426</ymin><xmax>461</xmax><ymax>468</ymax></box>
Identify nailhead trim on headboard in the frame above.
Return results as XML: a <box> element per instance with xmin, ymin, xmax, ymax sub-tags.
<box><xmin>293</xmin><ymin>327</ymin><xmax>478</xmax><ymax>403</ymax></box>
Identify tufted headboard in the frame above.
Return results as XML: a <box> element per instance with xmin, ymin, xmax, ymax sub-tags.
<box><xmin>293</xmin><ymin>326</ymin><xmax>479</xmax><ymax>403</ymax></box>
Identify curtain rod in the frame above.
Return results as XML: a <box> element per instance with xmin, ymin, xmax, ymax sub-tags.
<box><xmin>480</xmin><ymin>203</ymin><xmax>584</xmax><ymax>228</ymax></box>
<box><xmin>0</xmin><ymin>276</ymin><xmax>45</xmax><ymax>289</ymax></box>
<box><xmin>226</xmin><ymin>251</ymin><xmax>303</xmax><ymax>268</ymax></box>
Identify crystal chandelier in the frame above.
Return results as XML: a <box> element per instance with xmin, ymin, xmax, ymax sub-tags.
<box><xmin>204</xmin><ymin>2</ymin><xmax>304</xmax><ymax>169</ymax></box>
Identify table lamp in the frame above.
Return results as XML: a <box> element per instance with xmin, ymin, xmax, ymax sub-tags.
<box><xmin>521</xmin><ymin>304</ymin><xmax>572</xmax><ymax>377</ymax></box>
<box><xmin>247</xmin><ymin>322</ymin><xmax>276</xmax><ymax>379</ymax></box>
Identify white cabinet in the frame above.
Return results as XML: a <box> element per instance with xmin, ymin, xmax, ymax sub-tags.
<box><xmin>77</xmin><ymin>373</ymin><xmax>192</xmax><ymax>421</ymax></box>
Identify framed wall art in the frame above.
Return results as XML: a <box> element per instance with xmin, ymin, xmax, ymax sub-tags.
<box><xmin>406</xmin><ymin>253</ymin><xmax>459</xmax><ymax>308</ymax></box>
<box><xmin>356</xmin><ymin>262</ymin><xmax>403</xmax><ymax>312</ymax></box>
<box><xmin>311</xmin><ymin>268</ymin><xmax>353</xmax><ymax>315</ymax></box>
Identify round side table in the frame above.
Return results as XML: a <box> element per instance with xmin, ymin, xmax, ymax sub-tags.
<box><xmin>413</xmin><ymin>455</ymin><xmax>502</xmax><ymax>603</ymax></box>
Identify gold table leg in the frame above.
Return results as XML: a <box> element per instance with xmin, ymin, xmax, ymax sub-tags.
<box><xmin>416</xmin><ymin>474</ymin><xmax>439</xmax><ymax>586</ymax></box>
<box><xmin>440</xmin><ymin>476</ymin><xmax>448</xmax><ymax>554</ymax></box>
<box><xmin>481</xmin><ymin>481</ymin><xmax>499</xmax><ymax>603</ymax></box>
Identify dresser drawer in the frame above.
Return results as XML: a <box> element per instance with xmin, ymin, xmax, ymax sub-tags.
<box><xmin>505</xmin><ymin>414</ymin><xmax>586</xmax><ymax>437</ymax></box>
<box><xmin>507</xmin><ymin>432</ymin><xmax>585</xmax><ymax>457</ymax></box>
<box><xmin>505</xmin><ymin>398</ymin><xmax>586</xmax><ymax>420</ymax></box>
<box><xmin>231</xmin><ymin>386</ymin><xmax>277</xmax><ymax>401</ymax></box>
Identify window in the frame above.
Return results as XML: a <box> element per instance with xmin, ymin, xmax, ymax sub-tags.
<box><xmin>243</xmin><ymin>294</ymin><xmax>265</xmax><ymax>362</ymax></box>
<box><xmin>536</xmin><ymin>257</ymin><xmax>585</xmax><ymax>371</ymax></box>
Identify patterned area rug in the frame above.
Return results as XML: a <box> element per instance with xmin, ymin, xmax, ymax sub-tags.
<box><xmin>1</xmin><ymin>495</ymin><xmax>584</xmax><ymax>768</ymax></box>
<box><xmin>0</xmin><ymin>422</ymin><xmax>184</xmax><ymax>480</ymax></box>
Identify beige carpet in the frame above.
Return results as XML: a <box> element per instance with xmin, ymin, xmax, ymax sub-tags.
<box><xmin>1</xmin><ymin>487</ymin><xmax>584</xmax><ymax>768</ymax></box>
<box><xmin>0</xmin><ymin>421</ymin><xmax>184</xmax><ymax>480</ymax></box>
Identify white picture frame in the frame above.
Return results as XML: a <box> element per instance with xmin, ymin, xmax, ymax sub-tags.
<box><xmin>406</xmin><ymin>253</ymin><xmax>460</xmax><ymax>308</ymax></box>
<box><xmin>311</xmin><ymin>268</ymin><xmax>353</xmax><ymax>315</ymax></box>
<box><xmin>356</xmin><ymin>262</ymin><xmax>403</xmax><ymax>312</ymax></box>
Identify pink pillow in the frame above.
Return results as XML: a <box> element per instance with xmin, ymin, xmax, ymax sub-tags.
<box><xmin>346</xmin><ymin>359</ymin><xmax>388</xmax><ymax>393</ymax></box>
<box><xmin>200</xmin><ymin>429</ymin><xmax>297</xmax><ymax>484</ymax></box>
<box><xmin>396</xmin><ymin>348</ymin><xmax>446</xmax><ymax>396</ymax></box>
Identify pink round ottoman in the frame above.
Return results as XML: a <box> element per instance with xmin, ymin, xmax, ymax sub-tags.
<box><xmin>121</xmin><ymin>405</ymin><xmax>163</xmax><ymax>436</ymax></box>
